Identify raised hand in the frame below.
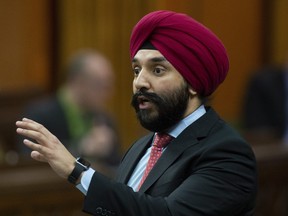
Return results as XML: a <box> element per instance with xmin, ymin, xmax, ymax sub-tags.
<box><xmin>16</xmin><ymin>118</ymin><xmax>76</xmax><ymax>179</ymax></box>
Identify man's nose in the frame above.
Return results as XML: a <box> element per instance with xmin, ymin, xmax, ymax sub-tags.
<box><xmin>133</xmin><ymin>70</ymin><xmax>151</xmax><ymax>91</ymax></box>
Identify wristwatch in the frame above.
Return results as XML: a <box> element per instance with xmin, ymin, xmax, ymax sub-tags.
<box><xmin>68</xmin><ymin>157</ymin><xmax>91</xmax><ymax>185</ymax></box>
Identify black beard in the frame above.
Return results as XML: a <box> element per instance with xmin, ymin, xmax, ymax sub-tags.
<box><xmin>131</xmin><ymin>83</ymin><xmax>190</xmax><ymax>132</ymax></box>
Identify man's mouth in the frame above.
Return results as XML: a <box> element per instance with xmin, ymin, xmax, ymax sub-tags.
<box><xmin>137</xmin><ymin>95</ymin><xmax>153</xmax><ymax>109</ymax></box>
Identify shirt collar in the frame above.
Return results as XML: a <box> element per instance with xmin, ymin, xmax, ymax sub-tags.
<box><xmin>166</xmin><ymin>105</ymin><xmax>206</xmax><ymax>138</ymax></box>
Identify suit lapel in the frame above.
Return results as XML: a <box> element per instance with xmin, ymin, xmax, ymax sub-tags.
<box><xmin>138</xmin><ymin>132</ymin><xmax>199</xmax><ymax>192</ymax></box>
<box><xmin>116</xmin><ymin>134</ymin><xmax>154</xmax><ymax>184</ymax></box>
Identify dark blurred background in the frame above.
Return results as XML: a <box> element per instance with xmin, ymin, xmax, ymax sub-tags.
<box><xmin>0</xmin><ymin>0</ymin><xmax>287</xmax><ymax>215</ymax></box>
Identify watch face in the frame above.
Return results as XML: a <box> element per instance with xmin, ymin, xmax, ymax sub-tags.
<box><xmin>76</xmin><ymin>157</ymin><xmax>91</xmax><ymax>169</ymax></box>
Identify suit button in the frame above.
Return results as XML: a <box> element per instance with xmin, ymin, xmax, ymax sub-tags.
<box><xmin>95</xmin><ymin>206</ymin><xmax>115</xmax><ymax>216</ymax></box>
<box><xmin>96</xmin><ymin>207</ymin><xmax>102</xmax><ymax>214</ymax></box>
<box><xmin>102</xmin><ymin>208</ymin><xmax>107</xmax><ymax>215</ymax></box>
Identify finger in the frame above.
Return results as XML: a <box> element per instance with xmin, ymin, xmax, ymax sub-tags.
<box><xmin>17</xmin><ymin>127</ymin><xmax>47</xmax><ymax>145</ymax></box>
<box><xmin>23</xmin><ymin>139</ymin><xmax>46</xmax><ymax>153</ymax></box>
<box><xmin>16</xmin><ymin>120</ymin><xmax>57</xmax><ymax>145</ymax></box>
<box><xmin>17</xmin><ymin>118</ymin><xmax>53</xmax><ymax>135</ymax></box>
<box><xmin>22</xmin><ymin>117</ymin><xmax>35</xmax><ymax>123</ymax></box>
<box><xmin>16</xmin><ymin>118</ymin><xmax>36</xmax><ymax>128</ymax></box>
<box><xmin>31</xmin><ymin>151</ymin><xmax>48</xmax><ymax>163</ymax></box>
<box><xmin>24</xmin><ymin>139</ymin><xmax>48</xmax><ymax>162</ymax></box>
<box><xmin>16</xmin><ymin>119</ymin><xmax>48</xmax><ymax>134</ymax></box>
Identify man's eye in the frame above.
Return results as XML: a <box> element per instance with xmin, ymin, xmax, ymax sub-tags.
<box><xmin>154</xmin><ymin>67</ymin><xmax>164</xmax><ymax>74</ymax></box>
<box><xmin>133</xmin><ymin>67</ymin><xmax>141</xmax><ymax>75</ymax></box>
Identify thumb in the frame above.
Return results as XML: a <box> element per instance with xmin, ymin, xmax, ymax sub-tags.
<box><xmin>31</xmin><ymin>151</ymin><xmax>48</xmax><ymax>163</ymax></box>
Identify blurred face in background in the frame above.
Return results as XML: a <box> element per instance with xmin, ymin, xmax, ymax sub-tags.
<box><xmin>74</xmin><ymin>54</ymin><xmax>115</xmax><ymax>112</ymax></box>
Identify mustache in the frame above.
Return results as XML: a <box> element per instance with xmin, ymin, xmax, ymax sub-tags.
<box><xmin>131</xmin><ymin>90</ymin><xmax>163</xmax><ymax>108</ymax></box>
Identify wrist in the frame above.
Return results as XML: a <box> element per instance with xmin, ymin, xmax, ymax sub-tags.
<box><xmin>67</xmin><ymin>159</ymin><xmax>76</xmax><ymax>178</ymax></box>
<box><xmin>67</xmin><ymin>157</ymin><xmax>91</xmax><ymax>185</ymax></box>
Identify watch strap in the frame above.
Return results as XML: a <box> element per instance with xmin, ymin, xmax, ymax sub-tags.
<box><xmin>68</xmin><ymin>158</ymin><xmax>90</xmax><ymax>184</ymax></box>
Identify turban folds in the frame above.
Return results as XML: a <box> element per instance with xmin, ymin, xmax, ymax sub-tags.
<box><xmin>130</xmin><ymin>10</ymin><xmax>229</xmax><ymax>96</ymax></box>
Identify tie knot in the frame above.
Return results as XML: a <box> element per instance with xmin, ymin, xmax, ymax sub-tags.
<box><xmin>153</xmin><ymin>133</ymin><xmax>173</xmax><ymax>148</ymax></box>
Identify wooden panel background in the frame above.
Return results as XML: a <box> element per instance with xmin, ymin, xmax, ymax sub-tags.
<box><xmin>0</xmin><ymin>0</ymin><xmax>282</xmax><ymax>152</ymax></box>
<box><xmin>270</xmin><ymin>0</ymin><xmax>288</xmax><ymax>64</ymax></box>
<box><xmin>0</xmin><ymin>0</ymin><xmax>51</xmax><ymax>92</ymax></box>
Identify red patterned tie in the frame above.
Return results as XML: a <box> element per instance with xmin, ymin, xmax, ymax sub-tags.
<box><xmin>137</xmin><ymin>133</ymin><xmax>173</xmax><ymax>190</ymax></box>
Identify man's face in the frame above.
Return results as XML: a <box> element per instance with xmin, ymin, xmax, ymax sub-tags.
<box><xmin>131</xmin><ymin>49</ymin><xmax>191</xmax><ymax>132</ymax></box>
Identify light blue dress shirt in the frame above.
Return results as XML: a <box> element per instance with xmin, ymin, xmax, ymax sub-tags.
<box><xmin>77</xmin><ymin>105</ymin><xmax>206</xmax><ymax>194</ymax></box>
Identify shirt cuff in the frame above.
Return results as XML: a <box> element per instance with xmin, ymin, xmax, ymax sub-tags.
<box><xmin>76</xmin><ymin>167</ymin><xmax>95</xmax><ymax>195</ymax></box>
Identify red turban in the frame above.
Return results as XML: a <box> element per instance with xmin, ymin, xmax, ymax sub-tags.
<box><xmin>130</xmin><ymin>10</ymin><xmax>229</xmax><ymax>96</ymax></box>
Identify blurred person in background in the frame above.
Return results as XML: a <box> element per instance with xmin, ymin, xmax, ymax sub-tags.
<box><xmin>18</xmin><ymin>49</ymin><xmax>121</xmax><ymax>175</ymax></box>
<box><xmin>242</xmin><ymin>51</ymin><xmax>288</xmax><ymax>144</ymax></box>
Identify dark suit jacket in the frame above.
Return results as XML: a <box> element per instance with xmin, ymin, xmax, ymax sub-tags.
<box><xmin>83</xmin><ymin>107</ymin><xmax>257</xmax><ymax>216</ymax></box>
<box><xmin>242</xmin><ymin>66</ymin><xmax>286</xmax><ymax>138</ymax></box>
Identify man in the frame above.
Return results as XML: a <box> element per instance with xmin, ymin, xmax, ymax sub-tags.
<box><xmin>16</xmin><ymin>10</ymin><xmax>257</xmax><ymax>216</ymax></box>
<box><xmin>18</xmin><ymin>49</ymin><xmax>120</xmax><ymax>171</ymax></box>
<box><xmin>242</xmin><ymin>53</ymin><xmax>288</xmax><ymax>144</ymax></box>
